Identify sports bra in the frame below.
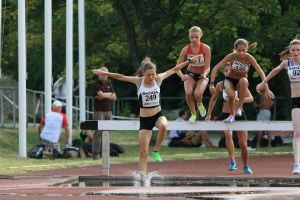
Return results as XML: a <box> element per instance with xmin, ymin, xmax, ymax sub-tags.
<box><xmin>186</xmin><ymin>43</ymin><xmax>205</xmax><ymax>67</ymax></box>
<box><xmin>231</xmin><ymin>54</ymin><xmax>249</xmax><ymax>73</ymax></box>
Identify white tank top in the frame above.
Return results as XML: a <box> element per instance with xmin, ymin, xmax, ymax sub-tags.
<box><xmin>137</xmin><ymin>77</ymin><xmax>160</xmax><ymax>108</ymax></box>
<box><xmin>287</xmin><ymin>59</ymin><xmax>300</xmax><ymax>83</ymax></box>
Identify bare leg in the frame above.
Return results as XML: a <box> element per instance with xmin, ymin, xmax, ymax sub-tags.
<box><xmin>224</xmin><ymin>131</ymin><xmax>235</xmax><ymax>162</ymax></box>
<box><xmin>256</xmin><ymin>132</ymin><xmax>262</xmax><ymax>148</ymax></box>
<box><xmin>237</xmin><ymin>130</ymin><xmax>249</xmax><ymax>167</ymax></box>
<box><xmin>184</xmin><ymin>76</ymin><xmax>197</xmax><ymax>115</ymax></box>
<box><xmin>194</xmin><ymin>78</ymin><xmax>209</xmax><ymax>107</ymax></box>
<box><xmin>292</xmin><ymin>109</ymin><xmax>300</xmax><ymax>165</ymax></box>
<box><xmin>153</xmin><ymin>116</ymin><xmax>168</xmax><ymax>151</ymax></box>
<box><xmin>199</xmin><ymin>131</ymin><xmax>216</xmax><ymax>147</ymax></box>
<box><xmin>224</xmin><ymin>79</ymin><xmax>236</xmax><ymax>116</ymax></box>
<box><xmin>138</xmin><ymin>130</ymin><xmax>152</xmax><ymax>176</ymax></box>
<box><xmin>237</xmin><ymin>78</ymin><xmax>249</xmax><ymax>110</ymax></box>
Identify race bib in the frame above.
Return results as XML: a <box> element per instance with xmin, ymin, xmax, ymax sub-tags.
<box><xmin>141</xmin><ymin>91</ymin><xmax>160</xmax><ymax>107</ymax></box>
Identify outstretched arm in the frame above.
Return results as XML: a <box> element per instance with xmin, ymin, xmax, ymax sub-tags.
<box><xmin>256</xmin><ymin>61</ymin><xmax>286</xmax><ymax>92</ymax></box>
<box><xmin>157</xmin><ymin>60</ymin><xmax>191</xmax><ymax>83</ymax></box>
<box><xmin>210</xmin><ymin>54</ymin><xmax>232</xmax><ymax>84</ymax></box>
<box><xmin>91</xmin><ymin>69</ymin><xmax>140</xmax><ymax>86</ymax></box>
<box><xmin>209</xmin><ymin>54</ymin><xmax>231</xmax><ymax>95</ymax></box>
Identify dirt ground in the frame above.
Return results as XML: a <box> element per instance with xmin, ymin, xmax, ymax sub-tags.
<box><xmin>1</xmin><ymin>154</ymin><xmax>300</xmax><ymax>200</ymax></box>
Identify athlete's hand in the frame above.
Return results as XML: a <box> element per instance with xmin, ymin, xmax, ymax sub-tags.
<box><xmin>256</xmin><ymin>82</ymin><xmax>266</xmax><ymax>94</ymax></box>
<box><xmin>205</xmin><ymin>114</ymin><xmax>211</xmax><ymax>121</ymax></box>
<box><xmin>264</xmin><ymin>89</ymin><xmax>275</xmax><ymax>99</ymax></box>
<box><xmin>201</xmin><ymin>74</ymin><xmax>208</xmax><ymax>80</ymax></box>
<box><xmin>209</xmin><ymin>86</ymin><xmax>216</xmax><ymax>96</ymax></box>
<box><xmin>182</xmin><ymin>74</ymin><xmax>189</xmax><ymax>81</ymax></box>
<box><xmin>190</xmin><ymin>55</ymin><xmax>200</xmax><ymax>64</ymax></box>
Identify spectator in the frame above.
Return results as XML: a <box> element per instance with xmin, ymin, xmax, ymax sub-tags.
<box><xmin>53</xmin><ymin>76</ymin><xmax>66</xmax><ymax>103</ymax></box>
<box><xmin>77</xmin><ymin>130</ymin><xmax>93</xmax><ymax>157</ymax></box>
<box><xmin>92</xmin><ymin>67</ymin><xmax>117</xmax><ymax>159</ymax></box>
<box><xmin>254</xmin><ymin>92</ymin><xmax>273</xmax><ymax>148</ymax></box>
<box><xmin>38</xmin><ymin>100</ymin><xmax>69</xmax><ymax>159</ymax></box>
<box><xmin>168</xmin><ymin>110</ymin><xmax>216</xmax><ymax>148</ymax></box>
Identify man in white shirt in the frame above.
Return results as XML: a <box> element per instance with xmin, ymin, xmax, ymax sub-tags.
<box><xmin>38</xmin><ymin>100</ymin><xmax>69</xmax><ymax>158</ymax></box>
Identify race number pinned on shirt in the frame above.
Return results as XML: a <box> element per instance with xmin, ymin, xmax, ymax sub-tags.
<box><xmin>141</xmin><ymin>90</ymin><xmax>160</xmax><ymax>107</ymax></box>
<box><xmin>187</xmin><ymin>54</ymin><xmax>205</xmax><ymax>67</ymax></box>
<box><xmin>288</xmin><ymin>65</ymin><xmax>300</xmax><ymax>83</ymax></box>
<box><xmin>232</xmin><ymin>61</ymin><xmax>249</xmax><ymax>72</ymax></box>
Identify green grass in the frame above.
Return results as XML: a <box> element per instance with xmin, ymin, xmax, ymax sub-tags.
<box><xmin>0</xmin><ymin>128</ymin><xmax>293</xmax><ymax>174</ymax></box>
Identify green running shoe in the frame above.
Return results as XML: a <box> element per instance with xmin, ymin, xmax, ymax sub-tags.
<box><xmin>188</xmin><ymin>113</ymin><xmax>197</xmax><ymax>123</ymax></box>
<box><xmin>152</xmin><ymin>151</ymin><xmax>162</xmax><ymax>162</ymax></box>
<box><xmin>198</xmin><ymin>103</ymin><xmax>207</xmax><ymax>117</ymax></box>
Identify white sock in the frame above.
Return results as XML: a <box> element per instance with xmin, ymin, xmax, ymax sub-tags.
<box><xmin>293</xmin><ymin>136</ymin><xmax>300</xmax><ymax>165</ymax></box>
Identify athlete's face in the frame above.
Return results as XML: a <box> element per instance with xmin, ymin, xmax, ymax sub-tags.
<box><xmin>290</xmin><ymin>44</ymin><xmax>300</xmax><ymax>60</ymax></box>
<box><xmin>235</xmin><ymin>44</ymin><xmax>248</xmax><ymax>57</ymax></box>
<box><xmin>223</xmin><ymin>65</ymin><xmax>230</xmax><ymax>76</ymax></box>
<box><xmin>189</xmin><ymin>31</ymin><xmax>201</xmax><ymax>45</ymax></box>
<box><xmin>143</xmin><ymin>68</ymin><xmax>156</xmax><ymax>83</ymax></box>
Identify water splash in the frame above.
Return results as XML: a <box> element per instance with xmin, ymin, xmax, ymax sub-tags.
<box><xmin>131</xmin><ymin>171</ymin><xmax>163</xmax><ymax>187</ymax></box>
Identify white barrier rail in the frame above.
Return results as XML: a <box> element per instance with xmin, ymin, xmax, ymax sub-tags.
<box><xmin>80</xmin><ymin>120</ymin><xmax>294</xmax><ymax>176</ymax></box>
<box><xmin>81</xmin><ymin>120</ymin><xmax>294</xmax><ymax>131</ymax></box>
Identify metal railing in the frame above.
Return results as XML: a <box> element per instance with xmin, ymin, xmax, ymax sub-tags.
<box><xmin>0</xmin><ymin>86</ymin><xmax>290</xmax><ymax>128</ymax></box>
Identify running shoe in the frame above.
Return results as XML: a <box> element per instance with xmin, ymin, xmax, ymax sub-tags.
<box><xmin>292</xmin><ymin>165</ymin><xmax>300</xmax><ymax>174</ymax></box>
<box><xmin>224</xmin><ymin>115</ymin><xmax>235</xmax><ymax>123</ymax></box>
<box><xmin>229</xmin><ymin>161</ymin><xmax>237</xmax><ymax>171</ymax></box>
<box><xmin>198</xmin><ymin>103</ymin><xmax>207</xmax><ymax>117</ymax></box>
<box><xmin>236</xmin><ymin>108</ymin><xmax>242</xmax><ymax>116</ymax></box>
<box><xmin>243</xmin><ymin>166</ymin><xmax>253</xmax><ymax>174</ymax></box>
<box><xmin>152</xmin><ymin>151</ymin><xmax>162</xmax><ymax>162</ymax></box>
<box><xmin>188</xmin><ymin>113</ymin><xmax>197</xmax><ymax>123</ymax></box>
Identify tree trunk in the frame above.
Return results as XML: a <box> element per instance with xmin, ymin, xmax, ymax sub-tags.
<box><xmin>112</xmin><ymin>0</ymin><xmax>140</xmax><ymax>66</ymax></box>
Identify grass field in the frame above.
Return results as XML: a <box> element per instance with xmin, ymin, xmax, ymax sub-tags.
<box><xmin>0</xmin><ymin>128</ymin><xmax>293</xmax><ymax>174</ymax></box>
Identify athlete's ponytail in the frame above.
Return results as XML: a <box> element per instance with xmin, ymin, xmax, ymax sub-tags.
<box><xmin>134</xmin><ymin>56</ymin><xmax>157</xmax><ymax>77</ymax></box>
<box><xmin>248</xmin><ymin>42</ymin><xmax>257</xmax><ymax>50</ymax></box>
<box><xmin>279</xmin><ymin>35</ymin><xmax>300</xmax><ymax>61</ymax></box>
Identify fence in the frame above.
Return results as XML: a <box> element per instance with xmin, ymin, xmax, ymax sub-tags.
<box><xmin>0</xmin><ymin>86</ymin><xmax>291</xmax><ymax>128</ymax></box>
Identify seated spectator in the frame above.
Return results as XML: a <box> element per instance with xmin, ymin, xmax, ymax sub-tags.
<box><xmin>77</xmin><ymin>130</ymin><xmax>93</xmax><ymax>157</ymax></box>
<box><xmin>38</xmin><ymin>100</ymin><xmax>69</xmax><ymax>159</ymax></box>
<box><xmin>76</xmin><ymin>130</ymin><xmax>125</xmax><ymax>157</ymax></box>
<box><xmin>250</xmin><ymin>132</ymin><xmax>283</xmax><ymax>148</ymax></box>
<box><xmin>168</xmin><ymin>110</ymin><xmax>216</xmax><ymax>148</ymax></box>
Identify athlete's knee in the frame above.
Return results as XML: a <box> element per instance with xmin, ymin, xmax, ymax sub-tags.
<box><xmin>159</xmin><ymin>123</ymin><xmax>168</xmax><ymax>133</ymax></box>
<box><xmin>238</xmin><ymin>78</ymin><xmax>248</xmax><ymax>87</ymax></box>
<box><xmin>194</xmin><ymin>91</ymin><xmax>203</xmax><ymax>100</ymax></box>
<box><xmin>185</xmin><ymin>90</ymin><xmax>194</xmax><ymax>97</ymax></box>
<box><xmin>239</xmin><ymin>141</ymin><xmax>248</xmax><ymax>149</ymax></box>
<box><xmin>139</xmin><ymin>147</ymin><xmax>148</xmax><ymax>157</ymax></box>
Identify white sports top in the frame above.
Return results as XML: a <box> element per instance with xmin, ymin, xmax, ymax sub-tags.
<box><xmin>137</xmin><ymin>77</ymin><xmax>160</xmax><ymax>108</ymax></box>
<box><xmin>287</xmin><ymin>59</ymin><xmax>300</xmax><ymax>83</ymax></box>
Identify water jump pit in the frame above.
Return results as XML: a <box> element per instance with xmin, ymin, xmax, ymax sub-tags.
<box><xmin>59</xmin><ymin>172</ymin><xmax>300</xmax><ymax>199</ymax></box>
